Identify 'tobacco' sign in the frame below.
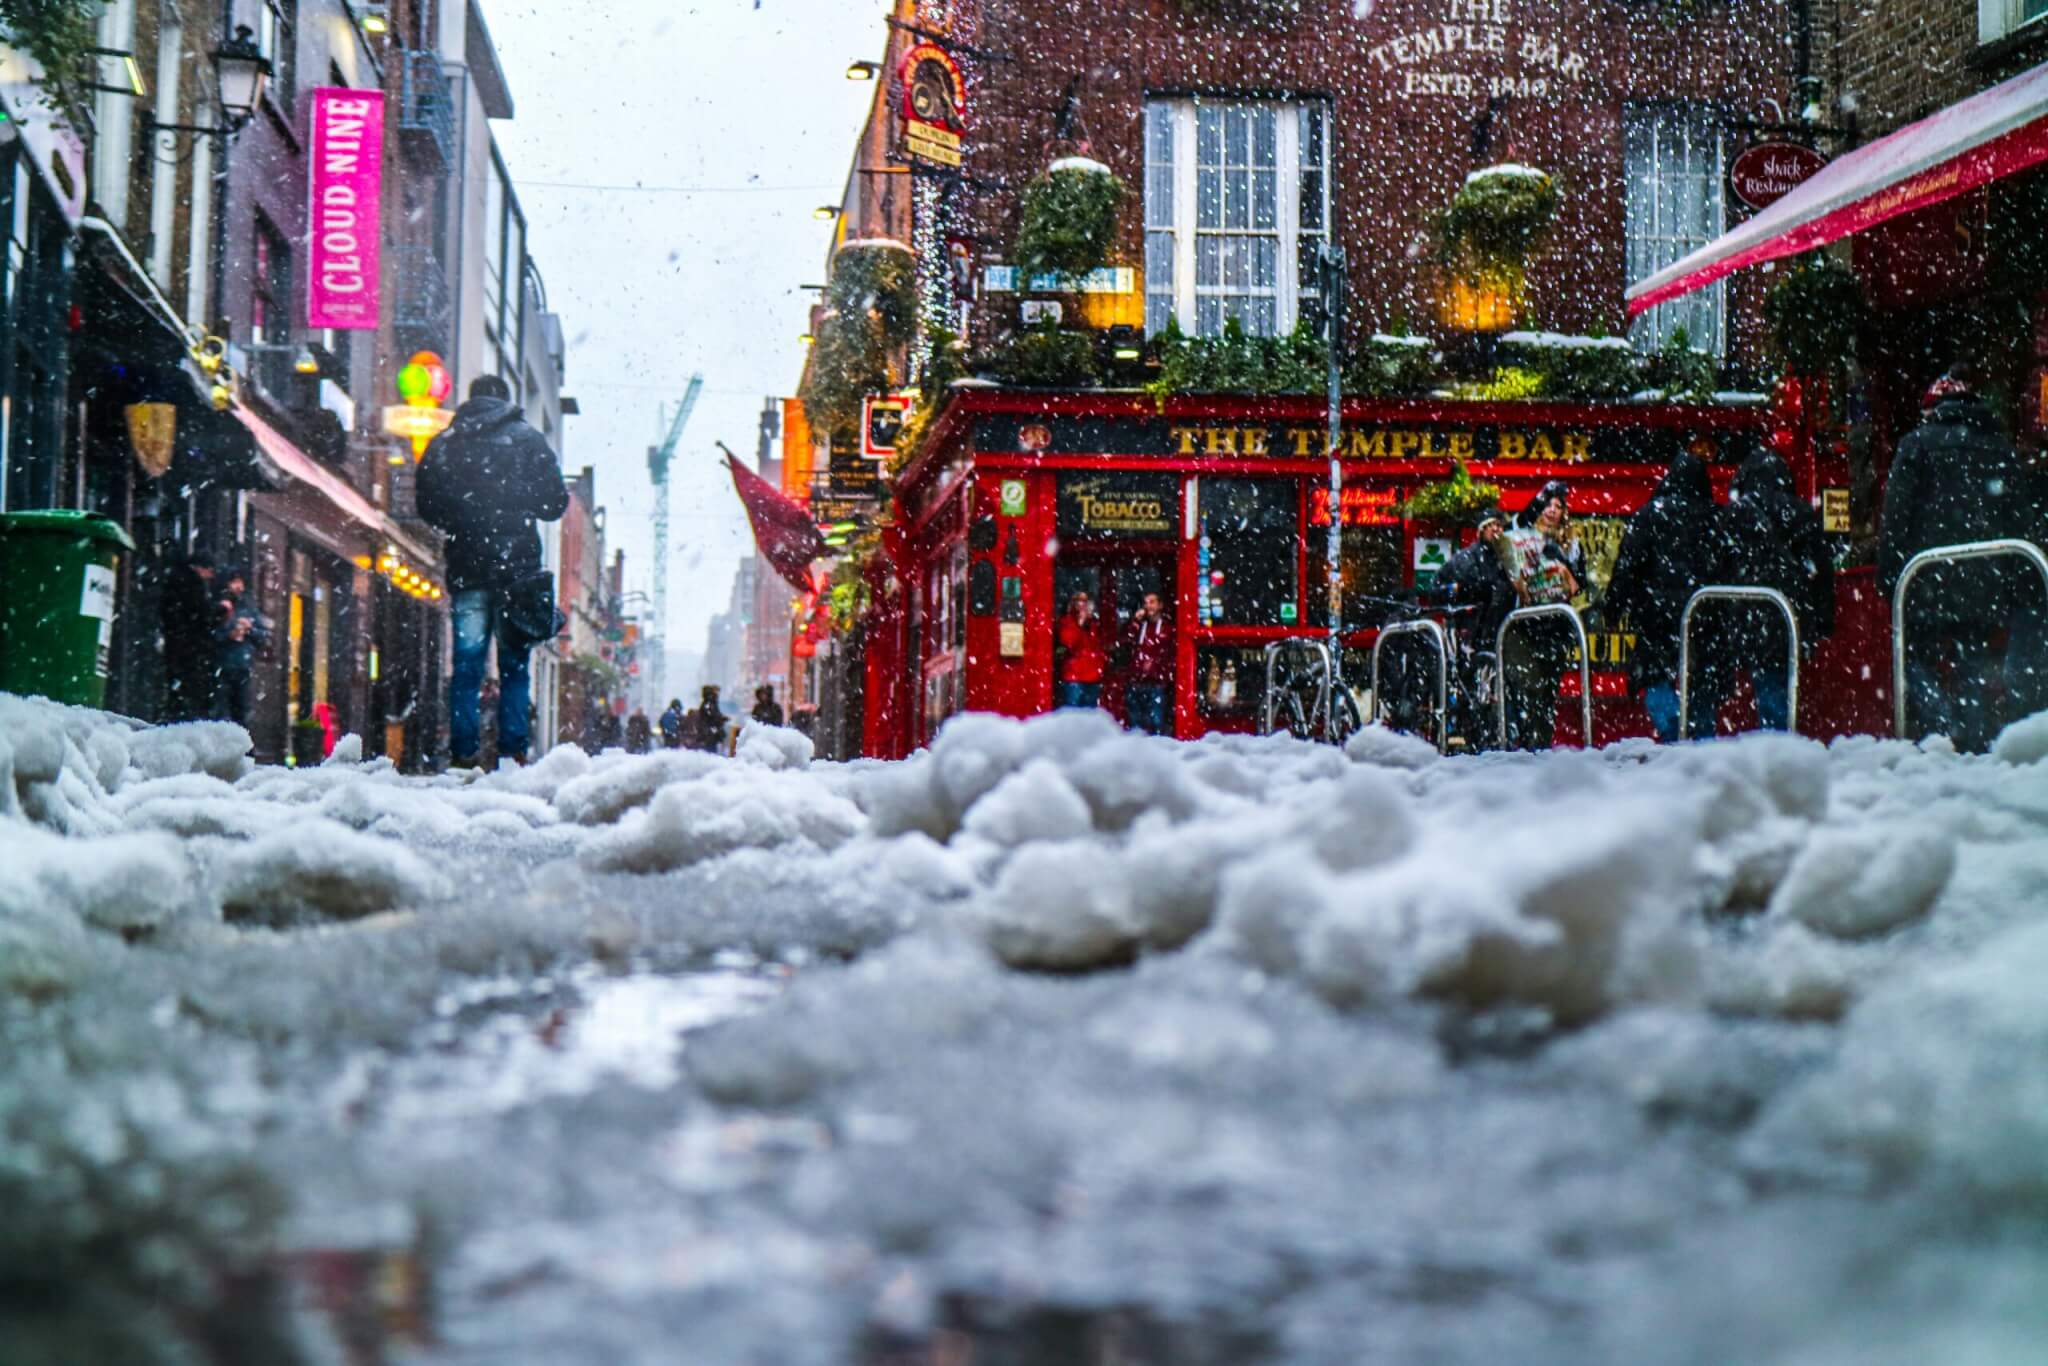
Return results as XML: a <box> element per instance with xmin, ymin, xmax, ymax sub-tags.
<box><xmin>306</xmin><ymin>88</ymin><xmax>385</xmax><ymax>330</ymax></box>
<box><xmin>1728</xmin><ymin>142</ymin><xmax>1827</xmax><ymax>211</ymax></box>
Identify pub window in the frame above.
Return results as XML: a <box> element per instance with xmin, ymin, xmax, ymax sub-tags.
<box><xmin>250</xmin><ymin>216</ymin><xmax>294</xmax><ymax>397</ymax></box>
<box><xmin>1625</xmin><ymin>104</ymin><xmax>1726</xmax><ymax>355</ymax></box>
<box><xmin>1199</xmin><ymin>478</ymin><xmax>1299</xmax><ymax>625</ymax></box>
<box><xmin>258</xmin><ymin>0</ymin><xmax>297</xmax><ymax>113</ymax></box>
<box><xmin>1307</xmin><ymin>521</ymin><xmax>1405</xmax><ymax>628</ymax></box>
<box><xmin>1145</xmin><ymin>98</ymin><xmax>1331</xmax><ymax>338</ymax></box>
<box><xmin>1980</xmin><ymin>0</ymin><xmax>2048</xmax><ymax>44</ymax></box>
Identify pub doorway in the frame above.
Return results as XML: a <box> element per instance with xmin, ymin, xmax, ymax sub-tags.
<box><xmin>1052</xmin><ymin>552</ymin><xmax>1172</xmax><ymax>728</ymax></box>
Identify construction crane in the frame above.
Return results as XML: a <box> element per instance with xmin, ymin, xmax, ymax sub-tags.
<box><xmin>646</xmin><ymin>373</ymin><xmax>704</xmax><ymax>712</ymax></box>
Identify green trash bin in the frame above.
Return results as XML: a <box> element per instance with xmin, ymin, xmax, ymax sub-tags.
<box><xmin>0</xmin><ymin>510</ymin><xmax>138</xmax><ymax>708</ymax></box>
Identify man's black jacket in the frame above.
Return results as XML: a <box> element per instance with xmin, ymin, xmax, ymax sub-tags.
<box><xmin>416</xmin><ymin>397</ymin><xmax>570</xmax><ymax>591</ymax></box>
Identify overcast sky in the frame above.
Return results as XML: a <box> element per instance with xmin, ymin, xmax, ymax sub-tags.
<box><xmin>484</xmin><ymin>1</ymin><xmax>886</xmax><ymax>660</ymax></box>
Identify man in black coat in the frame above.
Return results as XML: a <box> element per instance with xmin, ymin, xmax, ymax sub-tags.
<box><xmin>161</xmin><ymin>551</ymin><xmax>219</xmax><ymax>721</ymax></box>
<box><xmin>1878</xmin><ymin>367</ymin><xmax>2048</xmax><ymax>749</ymax></box>
<box><xmin>1603</xmin><ymin>451</ymin><xmax>1732</xmax><ymax>742</ymax></box>
<box><xmin>1429</xmin><ymin>507</ymin><xmax>1515</xmax><ymax>748</ymax></box>
<box><xmin>416</xmin><ymin>374</ymin><xmax>570</xmax><ymax>766</ymax></box>
<box><xmin>1725</xmin><ymin>446</ymin><xmax>1834</xmax><ymax>732</ymax></box>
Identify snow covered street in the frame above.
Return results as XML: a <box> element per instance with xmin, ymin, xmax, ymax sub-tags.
<box><xmin>7</xmin><ymin>692</ymin><xmax>2048</xmax><ymax>1364</ymax></box>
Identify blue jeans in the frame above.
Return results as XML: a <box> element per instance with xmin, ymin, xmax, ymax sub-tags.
<box><xmin>451</xmin><ymin>587</ymin><xmax>531</xmax><ymax>763</ymax></box>
<box><xmin>1753</xmin><ymin>668</ymin><xmax>1791</xmax><ymax>733</ymax></box>
<box><xmin>1056</xmin><ymin>681</ymin><xmax>1100</xmax><ymax>710</ymax></box>
<box><xmin>1643</xmin><ymin>680</ymin><xmax>1717</xmax><ymax>744</ymax></box>
<box><xmin>1127</xmin><ymin>683</ymin><xmax>1169</xmax><ymax>735</ymax></box>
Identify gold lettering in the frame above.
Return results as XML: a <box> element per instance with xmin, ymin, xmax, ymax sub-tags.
<box><xmin>1498</xmin><ymin>432</ymin><xmax>1528</xmax><ymax>460</ymax></box>
<box><xmin>1530</xmin><ymin>432</ymin><xmax>1558</xmax><ymax>462</ymax></box>
<box><xmin>1204</xmin><ymin>427</ymin><xmax>1237</xmax><ymax>456</ymax></box>
<box><xmin>1291</xmin><ymin>427</ymin><xmax>1316</xmax><ymax>457</ymax></box>
<box><xmin>1171</xmin><ymin>427</ymin><xmax>1200</xmax><ymax>456</ymax></box>
<box><xmin>1390</xmin><ymin>431</ymin><xmax>1421</xmax><ymax>459</ymax></box>
<box><xmin>1447</xmin><ymin>431</ymin><xmax>1475</xmax><ymax>460</ymax></box>
<box><xmin>1419</xmin><ymin>431</ymin><xmax>1441</xmax><ymax>459</ymax></box>
<box><xmin>1348</xmin><ymin>430</ymin><xmax>1387</xmax><ymax>459</ymax></box>
<box><xmin>1563</xmin><ymin>432</ymin><xmax>1592</xmax><ymax>463</ymax></box>
<box><xmin>1242</xmin><ymin>427</ymin><xmax>1269</xmax><ymax>456</ymax></box>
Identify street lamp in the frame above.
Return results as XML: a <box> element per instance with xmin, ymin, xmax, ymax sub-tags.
<box><xmin>813</xmin><ymin>205</ymin><xmax>839</xmax><ymax>220</ymax></box>
<box><xmin>845</xmin><ymin>60</ymin><xmax>880</xmax><ymax>80</ymax></box>
<box><xmin>147</xmin><ymin>25</ymin><xmax>272</xmax><ymax>137</ymax></box>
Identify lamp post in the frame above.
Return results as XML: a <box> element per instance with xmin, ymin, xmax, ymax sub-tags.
<box><xmin>147</xmin><ymin>26</ymin><xmax>271</xmax><ymax>138</ymax></box>
<box><xmin>1319</xmin><ymin>242</ymin><xmax>1347</xmax><ymax>699</ymax></box>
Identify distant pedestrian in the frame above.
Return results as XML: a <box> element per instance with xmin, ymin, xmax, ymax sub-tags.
<box><xmin>161</xmin><ymin>550</ymin><xmax>218</xmax><ymax>721</ymax></box>
<box><xmin>1431</xmin><ymin>506</ymin><xmax>1516</xmax><ymax>747</ymax></box>
<box><xmin>1055</xmin><ymin>590</ymin><xmax>1106</xmax><ymax>709</ymax></box>
<box><xmin>1604</xmin><ymin>452</ymin><xmax>1732</xmax><ymax>743</ymax></box>
<box><xmin>684</xmin><ymin>685</ymin><xmax>728</xmax><ymax>753</ymax></box>
<box><xmin>1119</xmin><ymin>591</ymin><xmax>1173</xmax><ymax>734</ymax></box>
<box><xmin>594</xmin><ymin>706</ymin><xmax>624</xmax><ymax>752</ymax></box>
<box><xmin>751</xmin><ymin>684</ymin><xmax>785</xmax><ymax>728</ymax></box>
<box><xmin>1725</xmin><ymin>445</ymin><xmax>1834</xmax><ymax>731</ymax></box>
<box><xmin>1879</xmin><ymin>364</ymin><xmax>2048</xmax><ymax>749</ymax></box>
<box><xmin>212</xmin><ymin>566</ymin><xmax>266</xmax><ymax>726</ymax></box>
<box><xmin>416</xmin><ymin>374</ymin><xmax>570</xmax><ymax>768</ymax></box>
<box><xmin>1494</xmin><ymin>482</ymin><xmax>1583</xmax><ymax>750</ymax></box>
<box><xmin>659</xmin><ymin>697</ymin><xmax>686</xmax><ymax>748</ymax></box>
<box><xmin>625</xmin><ymin>709</ymin><xmax>654</xmax><ymax>754</ymax></box>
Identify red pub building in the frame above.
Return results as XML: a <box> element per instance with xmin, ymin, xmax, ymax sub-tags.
<box><xmin>800</xmin><ymin>0</ymin><xmax>1916</xmax><ymax>758</ymax></box>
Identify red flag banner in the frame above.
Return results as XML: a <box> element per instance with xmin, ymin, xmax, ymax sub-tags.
<box><xmin>728</xmin><ymin>457</ymin><xmax>828</xmax><ymax>594</ymax></box>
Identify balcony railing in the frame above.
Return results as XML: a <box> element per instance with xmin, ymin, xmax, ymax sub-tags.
<box><xmin>390</xmin><ymin>243</ymin><xmax>452</xmax><ymax>349</ymax></box>
<box><xmin>398</xmin><ymin>50</ymin><xmax>456</xmax><ymax>171</ymax></box>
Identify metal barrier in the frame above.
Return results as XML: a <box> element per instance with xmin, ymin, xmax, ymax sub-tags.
<box><xmin>1892</xmin><ymin>538</ymin><xmax>2048</xmax><ymax>739</ymax></box>
<box><xmin>1494</xmin><ymin>604</ymin><xmax>1593</xmax><ymax>750</ymax></box>
<box><xmin>1369</xmin><ymin>618</ymin><xmax>1450</xmax><ymax>754</ymax></box>
<box><xmin>1263</xmin><ymin>638</ymin><xmax>1334</xmax><ymax>738</ymax></box>
<box><xmin>1678</xmin><ymin>585</ymin><xmax>1800</xmax><ymax>740</ymax></box>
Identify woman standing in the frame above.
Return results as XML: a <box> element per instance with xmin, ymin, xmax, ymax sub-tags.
<box><xmin>1604</xmin><ymin>452</ymin><xmax>1732</xmax><ymax>742</ymax></box>
<box><xmin>1055</xmin><ymin>590</ymin><xmax>1107</xmax><ymax>709</ymax></box>
<box><xmin>1494</xmin><ymin>482</ymin><xmax>1583</xmax><ymax>750</ymax></box>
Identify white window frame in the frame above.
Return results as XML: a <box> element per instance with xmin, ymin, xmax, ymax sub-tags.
<box><xmin>1625</xmin><ymin>103</ymin><xmax>1727</xmax><ymax>357</ymax></box>
<box><xmin>1144</xmin><ymin>96</ymin><xmax>1330</xmax><ymax>338</ymax></box>
<box><xmin>1981</xmin><ymin>0</ymin><xmax>2048</xmax><ymax>45</ymax></box>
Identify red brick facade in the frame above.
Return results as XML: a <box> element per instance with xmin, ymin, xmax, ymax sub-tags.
<box><xmin>1835</xmin><ymin>0</ymin><xmax>2048</xmax><ymax>135</ymax></box>
<box><xmin>933</xmin><ymin>0</ymin><xmax>1796</xmax><ymax>354</ymax></box>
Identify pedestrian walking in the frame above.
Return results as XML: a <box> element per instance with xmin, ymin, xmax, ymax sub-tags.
<box><xmin>625</xmin><ymin>709</ymin><xmax>653</xmax><ymax>754</ymax></box>
<box><xmin>751</xmin><ymin>684</ymin><xmax>785</xmax><ymax>728</ymax></box>
<box><xmin>659</xmin><ymin>697</ymin><xmax>686</xmax><ymax>748</ymax></box>
<box><xmin>1119</xmin><ymin>591</ymin><xmax>1173</xmax><ymax>735</ymax></box>
<box><xmin>1431</xmin><ymin>506</ymin><xmax>1516</xmax><ymax>747</ymax></box>
<box><xmin>1055</xmin><ymin>591</ymin><xmax>1106</xmax><ymax>709</ymax></box>
<box><xmin>1603</xmin><ymin>452</ymin><xmax>1732</xmax><ymax>743</ymax></box>
<box><xmin>416</xmin><ymin>374</ymin><xmax>570</xmax><ymax>768</ymax></box>
<box><xmin>1725</xmin><ymin>445</ymin><xmax>1834</xmax><ymax>731</ymax></box>
<box><xmin>684</xmin><ymin>685</ymin><xmax>728</xmax><ymax>753</ymax></box>
<box><xmin>212</xmin><ymin>566</ymin><xmax>266</xmax><ymax>726</ymax></box>
<box><xmin>161</xmin><ymin>551</ymin><xmax>219</xmax><ymax>721</ymax></box>
<box><xmin>1494</xmin><ymin>482</ymin><xmax>1583</xmax><ymax>750</ymax></box>
<box><xmin>1878</xmin><ymin>364</ymin><xmax>2048</xmax><ymax>749</ymax></box>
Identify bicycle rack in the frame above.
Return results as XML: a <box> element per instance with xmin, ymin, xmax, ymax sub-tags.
<box><xmin>1262</xmin><ymin>638</ymin><xmax>1335</xmax><ymax>739</ymax></box>
<box><xmin>1369</xmin><ymin>618</ymin><xmax>1450</xmax><ymax>754</ymax></box>
<box><xmin>1892</xmin><ymin>538</ymin><xmax>2048</xmax><ymax>739</ymax></box>
<box><xmin>1494</xmin><ymin>605</ymin><xmax>1593</xmax><ymax>750</ymax></box>
<box><xmin>1678</xmin><ymin>586</ymin><xmax>1800</xmax><ymax>740</ymax></box>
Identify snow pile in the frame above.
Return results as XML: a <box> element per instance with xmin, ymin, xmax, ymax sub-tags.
<box><xmin>580</xmin><ymin>769</ymin><xmax>863</xmax><ymax>874</ymax></box>
<box><xmin>218</xmin><ymin>820</ymin><xmax>452</xmax><ymax>925</ymax></box>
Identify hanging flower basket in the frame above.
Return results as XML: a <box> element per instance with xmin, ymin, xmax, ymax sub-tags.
<box><xmin>1762</xmin><ymin>252</ymin><xmax>1866</xmax><ymax>378</ymax></box>
<box><xmin>828</xmin><ymin>239</ymin><xmax>918</xmax><ymax>348</ymax></box>
<box><xmin>800</xmin><ymin>309</ymin><xmax>891</xmax><ymax>441</ymax></box>
<box><xmin>1013</xmin><ymin>158</ymin><xmax>1126</xmax><ymax>285</ymax></box>
<box><xmin>1397</xmin><ymin>459</ymin><xmax>1502</xmax><ymax>522</ymax></box>
<box><xmin>1441</xmin><ymin>162</ymin><xmax>1548</xmax><ymax>301</ymax></box>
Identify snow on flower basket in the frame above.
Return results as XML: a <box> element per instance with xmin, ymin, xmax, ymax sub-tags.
<box><xmin>1397</xmin><ymin>459</ymin><xmax>1502</xmax><ymax>523</ymax></box>
<box><xmin>1013</xmin><ymin>157</ymin><xmax>1126</xmax><ymax>285</ymax></box>
<box><xmin>1763</xmin><ymin>251</ymin><xmax>1867</xmax><ymax>379</ymax></box>
<box><xmin>801</xmin><ymin>239</ymin><xmax>916</xmax><ymax>441</ymax></box>
<box><xmin>1497</xmin><ymin>331</ymin><xmax>1642</xmax><ymax>400</ymax></box>
<box><xmin>828</xmin><ymin>239</ymin><xmax>918</xmax><ymax>347</ymax></box>
<box><xmin>1438</xmin><ymin>164</ymin><xmax>1560</xmax><ymax>330</ymax></box>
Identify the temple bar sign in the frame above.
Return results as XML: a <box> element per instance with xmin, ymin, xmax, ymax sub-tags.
<box><xmin>1169</xmin><ymin>424</ymin><xmax>1593</xmax><ymax>463</ymax></box>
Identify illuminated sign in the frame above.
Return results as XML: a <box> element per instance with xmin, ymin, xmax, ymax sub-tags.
<box><xmin>306</xmin><ymin>88</ymin><xmax>387</xmax><ymax>330</ymax></box>
<box><xmin>1309</xmin><ymin>486</ymin><xmax>1403</xmax><ymax>527</ymax></box>
<box><xmin>900</xmin><ymin>42</ymin><xmax>966</xmax><ymax>168</ymax></box>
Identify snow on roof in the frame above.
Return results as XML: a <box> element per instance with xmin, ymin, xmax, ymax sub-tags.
<box><xmin>1499</xmin><ymin>331</ymin><xmax>1635</xmax><ymax>351</ymax></box>
<box><xmin>834</xmin><ymin>238</ymin><xmax>914</xmax><ymax>257</ymax></box>
<box><xmin>1369</xmin><ymin>333</ymin><xmax>1434</xmax><ymax>348</ymax></box>
<box><xmin>1047</xmin><ymin>156</ymin><xmax>1114</xmax><ymax>177</ymax></box>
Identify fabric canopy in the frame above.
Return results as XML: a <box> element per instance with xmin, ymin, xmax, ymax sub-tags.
<box><xmin>1627</xmin><ymin>60</ymin><xmax>2048</xmax><ymax>316</ymax></box>
<box><xmin>728</xmin><ymin>455</ymin><xmax>827</xmax><ymax>595</ymax></box>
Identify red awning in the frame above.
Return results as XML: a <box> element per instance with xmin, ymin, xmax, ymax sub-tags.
<box><xmin>233</xmin><ymin>403</ymin><xmax>436</xmax><ymax>564</ymax></box>
<box><xmin>1627</xmin><ymin>60</ymin><xmax>2048</xmax><ymax>316</ymax></box>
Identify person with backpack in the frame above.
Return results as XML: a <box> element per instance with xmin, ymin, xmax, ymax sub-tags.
<box><xmin>1724</xmin><ymin>445</ymin><xmax>1834</xmax><ymax>731</ymax></box>
<box><xmin>659</xmin><ymin>697</ymin><xmax>687</xmax><ymax>748</ymax></box>
<box><xmin>416</xmin><ymin>375</ymin><xmax>570</xmax><ymax>767</ymax></box>
<box><xmin>1604</xmin><ymin>452</ymin><xmax>1734</xmax><ymax>743</ymax></box>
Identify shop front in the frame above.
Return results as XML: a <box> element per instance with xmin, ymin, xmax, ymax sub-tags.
<box><xmin>881</xmin><ymin>391</ymin><xmax>1785</xmax><ymax>757</ymax></box>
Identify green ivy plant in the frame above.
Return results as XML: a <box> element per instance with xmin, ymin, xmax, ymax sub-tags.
<box><xmin>1762</xmin><ymin>252</ymin><xmax>1866</xmax><ymax>378</ymax></box>
<box><xmin>1650</xmin><ymin>324</ymin><xmax>1719</xmax><ymax>403</ymax></box>
<box><xmin>0</xmin><ymin>0</ymin><xmax>104</xmax><ymax>118</ymax></box>
<box><xmin>996</xmin><ymin>318</ymin><xmax>1099</xmax><ymax>388</ymax></box>
<box><xmin>1439</xmin><ymin>165</ymin><xmax>1561</xmax><ymax>289</ymax></box>
<box><xmin>887</xmin><ymin>325</ymin><xmax>967</xmax><ymax>476</ymax></box>
<box><xmin>1350</xmin><ymin>334</ymin><xmax>1441</xmax><ymax>397</ymax></box>
<box><xmin>1443</xmin><ymin>365</ymin><xmax>1547</xmax><ymax>402</ymax></box>
<box><xmin>828</xmin><ymin>240</ymin><xmax>918</xmax><ymax>348</ymax></box>
<box><xmin>799</xmin><ymin>309</ymin><xmax>891</xmax><ymax>442</ymax></box>
<box><xmin>1014</xmin><ymin>160</ymin><xmax>1126</xmax><ymax>285</ymax></box>
<box><xmin>1397</xmin><ymin>459</ymin><xmax>1503</xmax><ymax>522</ymax></box>
<box><xmin>1497</xmin><ymin>333</ymin><xmax>1642</xmax><ymax>400</ymax></box>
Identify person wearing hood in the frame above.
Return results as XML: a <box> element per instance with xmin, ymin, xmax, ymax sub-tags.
<box><xmin>1878</xmin><ymin>365</ymin><xmax>2048</xmax><ymax>749</ymax></box>
<box><xmin>1493</xmin><ymin>482</ymin><xmax>1584</xmax><ymax>750</ymax></box>
<box><xmin>1725</xmin><ymin>444</ymin><xmax>1834</xmax><ymax>731</ymax></box>
<box><xmin>1430</xmin><ymin>506</ymin><xmax>1515</xmax><ymax>748</ymax></box>
<box><xmin>1603</xmin><ymin>451</ymin><xmax>1733</xmax><ymax>743</ymax></box>
<box><xmin>659</xmin><ymin>697</ymin><xmax>687</xmax><ymax>748</ymax></box>
<box><xmin>416</xmin><ymin>374</ymin><xmax>570</xmax><ymax>767</ymax></box>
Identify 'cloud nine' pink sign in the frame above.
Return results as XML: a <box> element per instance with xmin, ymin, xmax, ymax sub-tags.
<box><xmin>306</xmin><ymin>88</ymin><xmax>385</xmax><ymax>330</ymax></box>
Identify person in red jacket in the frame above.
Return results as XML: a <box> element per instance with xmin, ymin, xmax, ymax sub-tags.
<box><xmin>1120</xmin><ymin>591</ymin><xmax>1173</xmax><ymax>734</ymax></box>
<box><xmin>1056</xmin><ymin>590</ymin><xmax>1107</xmax><ymax>709</ymax></box>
